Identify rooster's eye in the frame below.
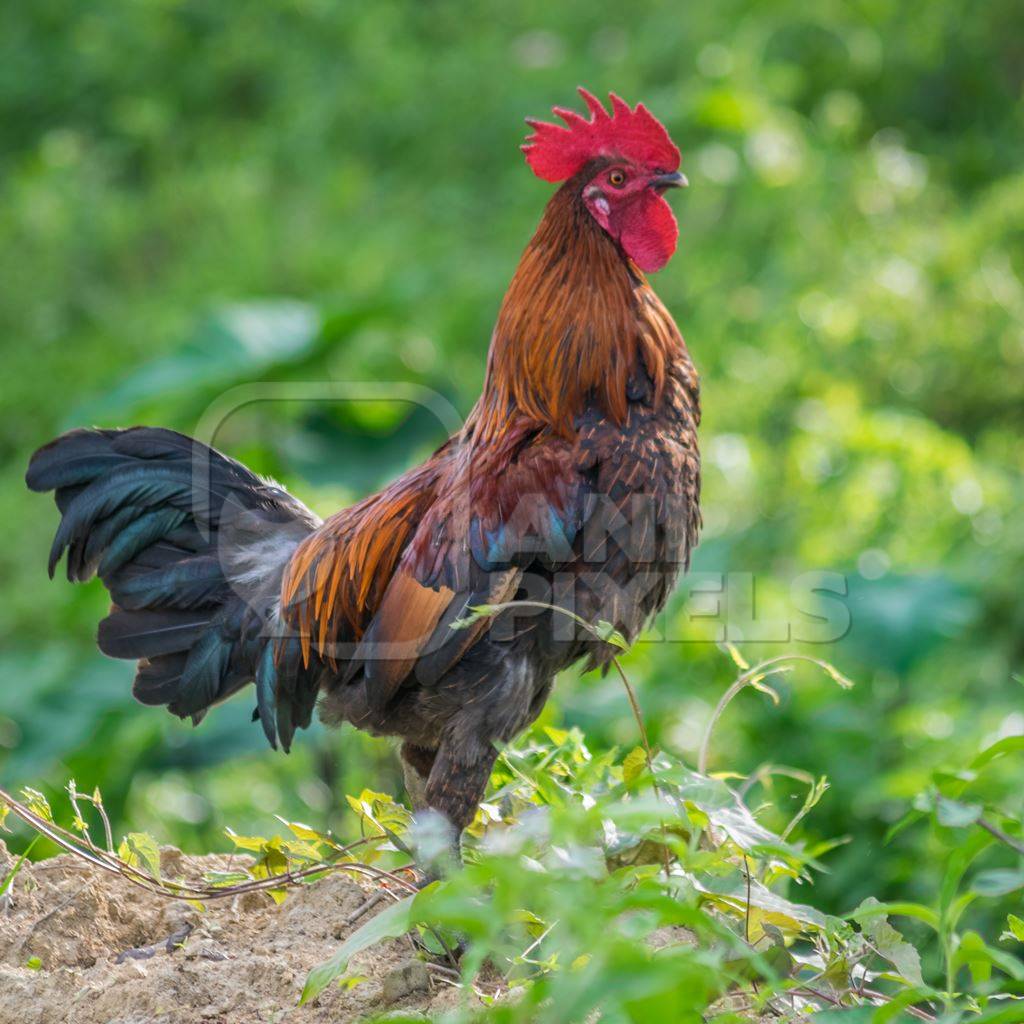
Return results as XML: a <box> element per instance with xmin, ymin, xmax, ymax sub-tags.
<box><xmin>608</xmin><ymin>170</ymin><xmax>626</xmax><ymax>188</ymax></box>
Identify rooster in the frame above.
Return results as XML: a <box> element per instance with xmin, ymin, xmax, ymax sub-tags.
<box><xmin>26</xmin><ymin>89</ymin><xmax>700</xmax><ymax>865</ymax></box>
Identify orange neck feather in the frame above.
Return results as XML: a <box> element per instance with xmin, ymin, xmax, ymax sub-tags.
<box><xmin>467</xmin><ymin>176</ymin><xmax>689</xmax><ymax>442</ymax></box>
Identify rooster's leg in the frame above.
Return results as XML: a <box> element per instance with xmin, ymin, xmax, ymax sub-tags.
<box><xmin>424</xmin><ymin>735</ymin><xmax>498</xmax><ymax>864</ymax></box>
<box><xmin>400</xmin><ymin>742</ymin><xmax>436</xmax><ymax>815</ymax></box>
<box><xmin>400</xmin><ymin>742</ymin><xmax>454</xmax><ymax>883</ymax></box>
<box><xmin>400</xmin><ymin>735</ymin><xmax>498</xmax><ymax>880</ymax></box>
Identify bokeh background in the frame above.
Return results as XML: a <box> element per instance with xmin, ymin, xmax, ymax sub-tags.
<box><xmin>1</xmin><ymin>0</ymin><xmax>1021</xmax><ymax>924</ymax></box>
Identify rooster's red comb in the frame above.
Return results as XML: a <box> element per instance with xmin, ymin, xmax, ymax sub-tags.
<box><xmin>522</xmin><ymin>87</ymin><xmax>680</xmax><ymax>183</ymax></box>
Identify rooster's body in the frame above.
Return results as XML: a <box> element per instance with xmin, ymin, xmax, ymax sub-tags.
<box><xmin>27</xmin><ymin>89</ymin><xmax>700</xmax><ymax>856</ymax></box>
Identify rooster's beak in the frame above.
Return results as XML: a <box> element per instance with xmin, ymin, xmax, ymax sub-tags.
<box><xmin>649</xmin><ymin>171</ymin><xmax>688</xmax><ymax>191</ymax></box>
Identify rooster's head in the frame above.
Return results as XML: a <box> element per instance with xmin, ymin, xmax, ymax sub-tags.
<box><xmin>522</xmin><ymin>87</ymin><xmax>686</xmax><ymax>274</ymax></box>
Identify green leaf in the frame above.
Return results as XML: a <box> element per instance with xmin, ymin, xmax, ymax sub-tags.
<box><xmin>872</xmin><ymin>987</ymin><xmax>941</xmax><ymax>1024</ymax></box>
<box><xmin>277</xmin><ymin>818</ymin><xmax>334</xmax><ymax>847</ymax></box>
<box><xmin>953</xmin><ymin>930</ymin><xmax>1024</xmax><ymax>983</ymax></box>
<box><xmin>250</xmin><ymin>839</ymin><xmax>291</xmax><ymax>903</ymax></box>
<box><xmin>543</xmin><ymin>726</ymin><xmax>570</xmax><ymax>745</ymax></box>
<box><xmin>450</xmin><ymin>604</ymin><xmax>499</xmax><ymax>630</ymax></box>
<box><xmin>622</xmin><ymin>746</ymin><xmax>648</xmax><ymax>785</ymax></box>
<box><xmin>203</xmin><ymin>870</ymin><xmax>253</xmax><ymax>888</ymax></box>
<box><xmin>820</xmin><ymin>663</ymin><xmax>855</xmax><ymax>690</ymax></box>
<box><xmin>857</xmin><ymin>896</ymin><xmax>924</xmax><ymax>986</ymax></box>
<box><xmin>25</xmin><ymin>956</ymin><xmax>42</xmax><ymax>971</ymax></box>
<box><xmin>940</xmin><ymin>831</ymin><xmax>995</xmax><ymax>919</ymax></box>
<box><xmin>648</xmin><ymin>764</ymin><xmax>813</xmax><ymax>873</ymax></box>
<box><xmin>1</xmin><ymin>837</ymin><xmax>38</xmax><ymax>898</ymax></box>
<box><xmin>338</xmin><ymin>974</ymin><xmax>368</xmax><ymax>991</ymax></box>
<box><xmin>691</xmin><ymin>872</ymin><xmax>828</xmax><ymax>932</ymax></box>
<box><xmin>1008</xmin><ymin>914</ymin><xmax>1024</xmax><ymax>943</ymax></box>
<box><xmin>345</xmin><ymin>789</ymin><xmax>413</xmax><ymax>838</ymax></box>
<box><xmin>971</xmin><ymin>869</ymin><xmax>1024</xmax><ymax>898</ymax></box>
<box><xmin>745</xmin><ymin>673</ymin><xmax>781</xmax><ymax>705</ymax></box>
<box><xmin>971</xmin><ymin>736</ymin><xmax>1024</xmax><ymax>772</ymax></box>
<box><xmin>594</xmin><ymin>620</ymin><xmax>628</xmax><ymax>650</ymax></box>
<box><xmin>884</xmin><ymin>808</ymin><xmax>925</xmax><ymax>844</ymax></box>
<box><xmin>846</xmin><ymin>900</ymin><xmax>940</xmax><ymax>933</ymax></box>
<box><xmin>301</xmin><ymin>893</ymin><xmax>417</xmax><ymax>1005</ymax></box>
<box><xmin>936</xmin><ymin>796</ymin><xmax>983</xmax><ymax>828</ymax></box>
<box><xmin>20</xmin><ymin>787</ymin><xmax>53</xmax><ymax>823</ymax></box>
<box><xmin>117</xmin><ymin>832</ymin><xmax>163</xmax><ymax>880</ymax></box>
<box><xmin>415</xmin><ymin>922</ymin><xmax>463</xmax><ymax>956</ymax></box>
<box><xmin>720</xmin><ymin>642</ymin><xmax>750</xmax><ymax>670</ymax></box>
<box><xmin>224</xmin><ymin>827</ymin><xmax>272</xmax><ymax>853</ymax></box>
<box><xmin>809</xmin><ymin>1009</ymin><xmax>875</xmax><ymax>1024</ymax></box>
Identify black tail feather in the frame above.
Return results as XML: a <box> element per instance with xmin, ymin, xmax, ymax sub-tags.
<box><xmin>98</xmin><ymin>607</ymin><xmax>212</xmax><ymax>659</ymax></box>
<box><xmin>106</xmin><ymin>554</ymin><xmax>228</xmax><ymax>611</ymax></box>
<box><xmin>133</xmin><ymin>653</ymin><xmax>188</xmax><ymax>706</ymax></box>
<box><xmin>169</xmin><ymin>627</ymin><xmax>232</xmax><ymax>718</ymax></box>
<box><xmin>29</xmin><ymin>427</ymin><xmax>321</xmax><ymax>744</ymax></box>
<box><xmin>96</xmin><ymin>508</ymin><xmax>190</xmax><ymax>579</ymax></box>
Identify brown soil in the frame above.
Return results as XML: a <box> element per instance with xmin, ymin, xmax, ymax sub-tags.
<box><xmin>0</xmin><ymin>840</ymin><xmax>469</xmax><ymax>1024</ymax></box>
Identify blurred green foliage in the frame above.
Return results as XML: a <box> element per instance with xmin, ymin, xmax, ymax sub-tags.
<box><xmin>0</xmin><ymin>0</ymin><xmax>1021</xmax><ymax>939</ymax></box>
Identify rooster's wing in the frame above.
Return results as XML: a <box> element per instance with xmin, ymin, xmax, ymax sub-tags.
<box><xmin>280</xmin><ymin>426</ymin><xmax>584</xmax><ymax>708</ymax></box>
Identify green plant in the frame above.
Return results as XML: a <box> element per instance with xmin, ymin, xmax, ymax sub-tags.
<box><xmin>0</xmin><ymin>834</ymin><xmax>38</xmax><ymax>903</ymax></box>
<box><xmin>5</xmin><ymin>650</ymin><xmax>1024</xmax><ymax>1022</ymax></box>
<box><xmin>293</xmin><ymin>642</ymin><xmax>1020</xmax><ymax>1022</ymax></box>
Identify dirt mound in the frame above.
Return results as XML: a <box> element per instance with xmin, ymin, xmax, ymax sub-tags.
<box><xmin>0</xmin><ymin>840</ymin><xmax>466</xmax><ymax>1024</ymax></box>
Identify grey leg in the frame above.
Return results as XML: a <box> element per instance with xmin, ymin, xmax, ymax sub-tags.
<box><xmin>400</xmin><ymin>742</ymin><xmax>436</xmax><ymax>813</ymax></box>
<box><xmin>425</xmin><ymin>737</ymin><xmax>498</xmax><ymax>834</ymax></box>
<box><xmin>400</xmin><ymin>743</ymin><xmax>453</xmax><ymax>882</ymax></box>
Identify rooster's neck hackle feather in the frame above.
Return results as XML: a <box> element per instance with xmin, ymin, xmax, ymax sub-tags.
<box><xmin>469</xmin><ymin>174</ymin><xmax>690</xmax><ymax>441</ymax></box>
